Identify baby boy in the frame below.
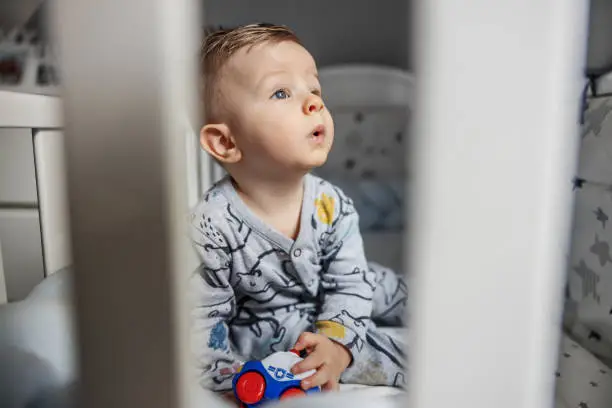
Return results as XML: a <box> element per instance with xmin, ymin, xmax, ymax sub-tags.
<box><xmin>190</xmin><ymin>23</ymin><xmax>407</xmax><ymax>394</ymax></box>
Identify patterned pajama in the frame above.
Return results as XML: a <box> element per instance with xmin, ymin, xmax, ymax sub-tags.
<box><xmin>189</xmin><ymin>174</ymin><xmax>408</xmax><ymax>391</ymax></box>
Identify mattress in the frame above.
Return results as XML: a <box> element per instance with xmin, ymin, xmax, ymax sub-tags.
<box><xmin>555</xmin><ymin>332</ymin><xmax>612</xmax><ymax>408</ymax></box>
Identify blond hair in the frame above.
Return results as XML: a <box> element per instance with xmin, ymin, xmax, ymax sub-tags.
<box><xmin>200</xmin><ymin>23</ymin><xmax>302</xmax><ymax>122</ymax></box>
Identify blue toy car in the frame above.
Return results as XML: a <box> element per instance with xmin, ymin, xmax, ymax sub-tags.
<box><xmin>233</xmin><ymin>349</ymin><xmax>321</xmax><ymax>407</ymax></box>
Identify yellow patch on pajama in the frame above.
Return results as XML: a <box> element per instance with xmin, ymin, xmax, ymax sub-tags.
<box><xmin>315</xmin><ymin>320</ymin><xmax>346</xmax><ymax>339</ymax></box>
<box><xmin>315</xmin><ymin>193</ymin><xmax>335</xmax><ymax>225</ymax></box>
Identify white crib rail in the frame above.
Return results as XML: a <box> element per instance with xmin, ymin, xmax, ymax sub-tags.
<box><xmin>51</xmin><ymin>0</ymin><xmax>216</xmax><ymax>407</ymax></box>
<box><xmin>408</xmin><ymin>0</ymin><xmax>589</xmax><ymax>407</ymax></box>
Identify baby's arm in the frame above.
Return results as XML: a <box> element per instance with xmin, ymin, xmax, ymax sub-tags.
<box><xmin>189</xmin><ymin>219</ymin><xmax>242</xmax><ymax>392</ymax></box>
<box><xmin>313</xmin><ymin>187</ymin><xmax>374</xmax><ymax>365</ymax></box>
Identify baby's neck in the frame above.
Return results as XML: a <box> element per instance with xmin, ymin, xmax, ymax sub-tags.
<box><xmin>232</xmin><ymin>174</ymin><xmax>305</xmax><ymax>239</ymax></box>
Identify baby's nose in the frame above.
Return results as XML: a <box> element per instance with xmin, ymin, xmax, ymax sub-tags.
<box><xmin>304</xmin><ymin>95</ymin><xmax>324</xmax><ymax>114</ymax></box>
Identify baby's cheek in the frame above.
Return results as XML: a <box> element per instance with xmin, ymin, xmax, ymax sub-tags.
<box><xmin>325</xmin><ymin>110</ymin><xmax>334</xmax><ymax>126</ymax></box>
<box><xmin>326</xmin><ymin>116</ymin><xmax>335</xmax><ymax>141</ymax></box>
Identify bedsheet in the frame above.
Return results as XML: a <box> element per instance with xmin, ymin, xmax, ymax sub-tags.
<box><xmin>556</xmin><ymin>333</ymin><xmax>612</xmax><ymax>408</ymax></box>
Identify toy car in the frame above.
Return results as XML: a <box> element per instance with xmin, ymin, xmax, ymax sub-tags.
<box><xmin>232</xmin><ymin>349</ymin><xmax>321</xmax><ymax>407</ymax></box>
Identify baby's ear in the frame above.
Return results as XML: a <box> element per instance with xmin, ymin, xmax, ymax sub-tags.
<box><xmin>200</xmin><ymin>123</ymin><xmax>242</xmax><ymax>164</ymax></box>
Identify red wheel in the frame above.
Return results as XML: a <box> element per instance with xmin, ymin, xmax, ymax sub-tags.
<box><xmin>235</xmin><ymin>371</ymin><xmax>266</xmax><ymax>404</ymax></box>
<box><xmin>280</xmin><ymin>387</ymin><xmax>306</xmax><ymax>400</ymax></box>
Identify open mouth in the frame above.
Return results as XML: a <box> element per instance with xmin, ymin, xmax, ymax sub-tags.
<box><xmin>311</xmin><ymin>124</ymin><xmax>326</xmax><ymax>141</ymax></box>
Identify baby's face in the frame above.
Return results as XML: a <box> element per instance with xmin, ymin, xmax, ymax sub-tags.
<box><xmin>221</xmin><ymin>41</ymin><xmax>334</xmax><ymax>175</ymax></box>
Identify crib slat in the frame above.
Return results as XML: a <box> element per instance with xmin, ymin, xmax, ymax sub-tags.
<box><xmin>51</xmin><ymin>1</ymin><xmax>215</xmax><ymax>408</ymax></box>
<box><xmin>408</xmin><ymin>1</ymin><xmax>589</xmax><ymax>407</ymax></box>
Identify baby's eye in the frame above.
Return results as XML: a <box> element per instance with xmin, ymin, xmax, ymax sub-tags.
<box><xmin>271</xmin><ymin>89</ymin><xmax>290</xmax><ymax>100</ymax></box>
<box><xmin>311</xmin><ymin>88</ymin><xmax>322</xmax><ymax>97</ymax></box>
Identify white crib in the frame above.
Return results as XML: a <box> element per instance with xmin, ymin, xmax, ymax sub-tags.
<box><xmin>32</xmin><ymin>0</ymin><xmax>594</xmax><ymax>408</ymax></box>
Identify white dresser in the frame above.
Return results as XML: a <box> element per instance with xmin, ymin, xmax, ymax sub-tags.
<box><xmin>0</xmin><ymin>89</ymin><xmax>207</xmax><ymax>302</ymax></box>
<box><xmin>0</xmin><ymin>90</ymin><xmax>69</xmax><ymax>302</ymax></box>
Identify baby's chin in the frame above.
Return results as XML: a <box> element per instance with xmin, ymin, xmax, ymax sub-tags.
<box><xmin>312</xmin><ymin>154</ymin><xmax>330</xmax><ymax>168</ymax></box>
<box><xmin>297</xmin><ymin>152</ymin><xmax>330</xmax><ymax>172</ymax></box>
<box><xmin>272</xmin><ymin>145</ymin><xmax>332</xmax><ymax>174</ymax></box>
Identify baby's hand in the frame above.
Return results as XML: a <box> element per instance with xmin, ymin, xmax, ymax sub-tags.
<box><xmin>290</xmin><ymin>332</ymin><xmax>352</xmax><ymax>391</ymax></box>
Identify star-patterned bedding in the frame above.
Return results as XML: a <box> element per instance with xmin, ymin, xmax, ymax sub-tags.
<box><xmin>556</xmin><ymin>83</ymin><xmax>612</xmax><ymax>407</ymax></box>
<box><xmin>564</xmin><ymin>89</ymin><xmax>612</xmax><ymax>367</ymax></box>
<box><xmin>555</xmin><ymin>333</ymin><xmax>612</xmax><ymax>408</ymax></box>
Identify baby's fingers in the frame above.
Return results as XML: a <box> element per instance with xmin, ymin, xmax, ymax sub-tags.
<box><xmin>322</xmin><ymin>378</ymin><xmax>340</xmax><ymax>392</ymax></box>
<box><xmin>291</xmin><ymin>350</ymin><xmax>324</xmax><ymax>375</ymax></box>
<box><xmin>293</xmin><ymin>332</ymin><xmax>320</xmax><ymax>352</ymax></box>
<box><xmin>301</xmin><ymin>365</ymin><xmax>331</xmax><ymax>390</ymax></box>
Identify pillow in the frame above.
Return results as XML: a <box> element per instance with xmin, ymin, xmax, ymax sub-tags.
<box><xmin>317</xmin><ymin>107</ymin><xmax>408</xmax><ymax>181</ymax></box>
<box><xmin>0</xmin><ymin>269</ymin><xmax>77</xmax><ymax>408</ymax></box>
<box><xmin>324</xmin><ymin>178</ymin><xmax>405</xmax><ymax>232</ymax></box>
